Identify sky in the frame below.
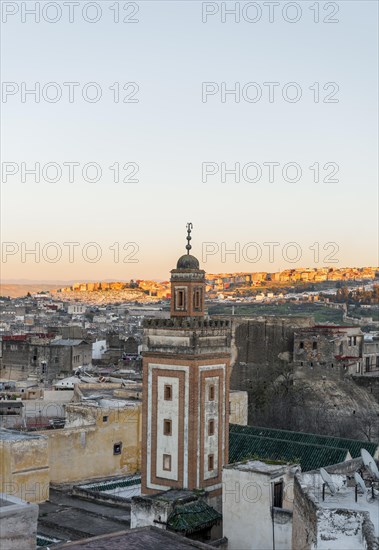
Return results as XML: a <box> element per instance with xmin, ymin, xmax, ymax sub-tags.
<box><xmin>1</xmin><ymin>0</ymin><xmax>378</xmax><ymax>281</ymax></box>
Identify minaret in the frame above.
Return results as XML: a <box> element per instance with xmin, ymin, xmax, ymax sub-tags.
<box><xmin>141</xmin><ymin>224</ymin><xmax>231</xmax><ymax>498</ymax></box>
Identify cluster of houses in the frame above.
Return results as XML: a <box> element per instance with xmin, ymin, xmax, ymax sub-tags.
<box><xmin>1</xmin><ymin>242</ymin><xmax>378</xmax><ymax>549</ymax></box>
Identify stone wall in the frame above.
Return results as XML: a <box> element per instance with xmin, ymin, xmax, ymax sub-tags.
<box><xmin>228</xmin><ymin>317</ymin><xmax>312</xmax><ymax>423</ymax></box>
<box><xmin>232</xmin><ymin>317</ymin><xmax>312</xmax><ymax>367</ymax></box>
<box><xmin>37</xmin><ymin>403</ymin><xmax>142</xmax><ymax>484</ymax></box>
<box><xmin>0</xmin><ymin>494</ymin><xmax>38</xmax><ymax>550</ymax></box>
<box><xmin>0</xmin><ymin>431</ymin><xmax>49</xmax><ymax>503</ymax></box>
<box><xmin>292</xmin><ymin>475</ymin><xmax>318</xmax><ymax>550</ymax></box>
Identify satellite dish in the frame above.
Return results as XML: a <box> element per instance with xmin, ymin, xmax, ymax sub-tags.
<box><xmin>354</xmin><ymin>472</ymin><xmax>367</xmax><ymax>494</ymax></box>
<box><xmin>320</xmin><ymin>468</ymin><xmax>336</xmax><ymax>495</ymax></box>
<box><xmin>361</xmin><ymin>449</ymin><xmax>379</xmax><ymax>480</ymax></box>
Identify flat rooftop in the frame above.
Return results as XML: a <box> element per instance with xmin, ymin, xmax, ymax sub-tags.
<box><xmin>0</xmin><ymin>428</ymin><xmax>47</xmax><ymax>441</ymax></box>
<box><xmin>136</xmin><ymin>489</ymin><xmax>200</xmax><ymax>504</ymax></box>
<box><xmin>78</xmin><ymin>475</ymin><xmax>141</xmax><ymax>500</ymax></box>
<box><xmin>0</xmin><ymin>493</ymin><xmax>39</xmax><ymax>511</ymax></box>
<box><xmin>225</xmin><ymin>459</ymin><xmax>293</xmax><ymax>477</ymax></box>
<box><xmin>54</xmin><ymin>526</ymin><xmax>214</xmax><ymax>549</ymax></box>
<box><xmin>301</xmin><ymin>470</ymin><xmax>379</xmax><ymax>539</ymax></box>
<box><xmin>38</xmin><ymin>489</ymin><xmax>131</xmax><ymax>544</ymax></box>
<box><xmin>318</xmin><ymin>486</ymin><xmax>379</xmax><ymax>537</ymax></box>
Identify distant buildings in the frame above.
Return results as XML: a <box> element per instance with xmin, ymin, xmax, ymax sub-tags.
<box><xmin>0</xmin><ymin>336</ymin><xmax>92</xmax><ymax>383</ymax></box>
<box><xmin>0</xmin><ymin>230</ymin><xmax>378</xmax><ymax>549</ymax></box>
<box><xmin>205</xmin><ymin>267</ymin><xmax>378</xmax><ymax>292</ymax></box>
<box><xmin>294</xmin><ymin>325</ymin><xmax>379</xmax><ymax>375</ymax></box>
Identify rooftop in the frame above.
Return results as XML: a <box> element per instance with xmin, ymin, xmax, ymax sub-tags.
<box><xmin>167</xmin><ymin>500</ymin><xmax>222</xmax><ymax>534</ymax></box>
<box><xmin>230</xmin><ymin>425</ymin><xmax>378</xmax><ymax>462</ymax></box>
<box><xmin>54</xmin><ymin>526</ymin><xmax>214</xmax><ymax>549</ymax></box>
<box><xmin>0</xmin><ymin>428</ymin><xmax>47</xmax><ymax>441</ymax></box>
<box><xmin>51</xmin><ymin>339</ymin><xmax>88</xmax><ymax>346</ymax></box>
<box><xmin>37</xmin><ymin>489</ymin><xmax>132</xmax><ymax>544</ymax></box>
<box><xmin>229</xmin><ymin>432</ymin><xmax>349</xmax><ymax>472</ymax></box>
<box><xmin>77</xmin><ymin>475</ymin><xmax>141</xmax><ymax>500</ymax></box>
<box><xmin>225</xmin><ymin>459</ymin><xmax>293</xmax><ymax>477</ymax></box>
<box><xmin>141</xmin><ymin>488</ymin><xmax>199</xmax><ymax>503</ymax></box>
<box><xmin>298</xmin><ymin>467</ymin><xmax>379</xmax><ymax>545</ymax></box>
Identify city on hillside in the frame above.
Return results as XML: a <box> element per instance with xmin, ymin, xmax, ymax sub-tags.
<box><xmin>1</xmin><ymin>240</ymin><xmax>379</xmax><ymax>549</ymax></box>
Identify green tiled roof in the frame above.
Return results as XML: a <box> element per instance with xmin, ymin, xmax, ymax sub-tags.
<box><xmin>229</xmin><ymin>424</ymin><xmax>378</xmax><ymax>460</ymax></box>
<box><xmin>37</xmin><ymin>535</ymin><xmax>62</xmax><ymax>547</ymax></box>
<box><xmin>167</xmin><ymin>501</ymin><xmax>222</xmax><ymax>534</ymax></box>
<box><xmin>83</xmin><ymin>475</ymin><xmax>141</xmax><ymax>492</ymax></box>
<box><xmin>229</xmin><ymin>432</ymin><xmax>349</xmax><ymax>472</ymax></box>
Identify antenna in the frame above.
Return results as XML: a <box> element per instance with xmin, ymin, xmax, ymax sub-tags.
<box><xmin>361</xmin><ymin>449</ymin><xmax>379</xmax><ymax>480</ymax></box>
<box><xmin>354</xmin><ymin>472</ymin><xmax>366</xmax><ymax>494</ymax></box>
<box><xmin>320</xmin><ymin>468</ymin><xmax>336</xmax><ymax>497</ymax></box>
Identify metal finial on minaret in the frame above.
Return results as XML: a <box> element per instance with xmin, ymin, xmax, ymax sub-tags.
<box><xmin>186</xmin><ymin>222</ymin><xmax>193</xmax><ymax>254</ymax></box>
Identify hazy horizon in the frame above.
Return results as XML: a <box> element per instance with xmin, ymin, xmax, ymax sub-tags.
<box><xmin>2</xmin><ymin>264</ymin><xmax>379</xmax><ymax>286</ymax></box>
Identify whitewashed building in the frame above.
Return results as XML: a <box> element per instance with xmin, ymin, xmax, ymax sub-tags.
<box><xmin>223</xmin><ymin>460</ymin><xmax>299</xmax><ymax>550</ymax></box>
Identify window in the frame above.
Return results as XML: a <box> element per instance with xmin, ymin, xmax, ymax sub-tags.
<box><xmin>163</xmin><ymin>419</ymin><xmax>172</xmax><ymax>436</ymax></box>
<box><xmin>353</xmin><ymin>336</ymin><xmax>357</xmax><ymax>346</ymax></box>
<box><xmin>366</xmin><ymin>357</ymin><xmax>370</xmax><ymax>372</ymax></box>
<box><xmin>33</xmin><ymin>355</ymin><xmax>37</xmax><ymax>361</ymax></box>
<box><xmin>164</xmin><ymin>384</ymin><xmax>172</xmax><ymax>400</ymax></box>
<box><xmin>102</xmin><ymin>415</ymin><xmax>108</xmax><ymax>422</ymax></box>
<box><xmin>299</xmin><ymin>342</ymin><xmax>304</xmax><ymax>349</ymax></box>
<box><xmin>229</xmin><ymin>401</ymin><xmax>232</xmax><ymax>414</ymax></box>
<box><xmin>348</xmin><ymin>337</ymin><xmax>352</xmax><ymax>346</ymax></box>
<box><xmin>273</xmin><ymin>481</ymin><xmax>283</xmax><ymax>508</ymax></box>
<box><xmin>163</xmin><ymin>454</ymin><xmax>171</xmax><ymax>471</ymax></box>
<box><xmin>176</xmin><ymin>289</ymin><xmax>185</xmax><ymax>310</ymax></box>
<box><xmin>310</xmin><ymin>362</ymin><xmax>313</xmax><ymax>367</ymax></box>
<box><xmin>193</xmin><ymin>289</ymin><xmax>201</xmax><ymax>310</ymax></box>
<box><xmin>208</xmin><ymin>454</ymin><xmax>214</xmax><ymax>471</ymax></box>
<box><xmin>54</xmin><ymin>357</ymin><xmax>59</xmax><ymax>364</ymax></box>
<box><xmin>312</xmin><ymin>342</ymin><xmax>317</xmax><ymax>350</ymax></box>
<box><xmin>209</xmin><ymin>385</ymin><xmax>215</xmax><ymax>401</ymax></box>
<box><xmin>113</xmin><ymin>442</ymin><xmax>122</xmax><ymax>455</ymax></box>
<box><xmin>208</xmin><ymin>419</ymin><xmax>215</xmax><ymax>436</ymax></box>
